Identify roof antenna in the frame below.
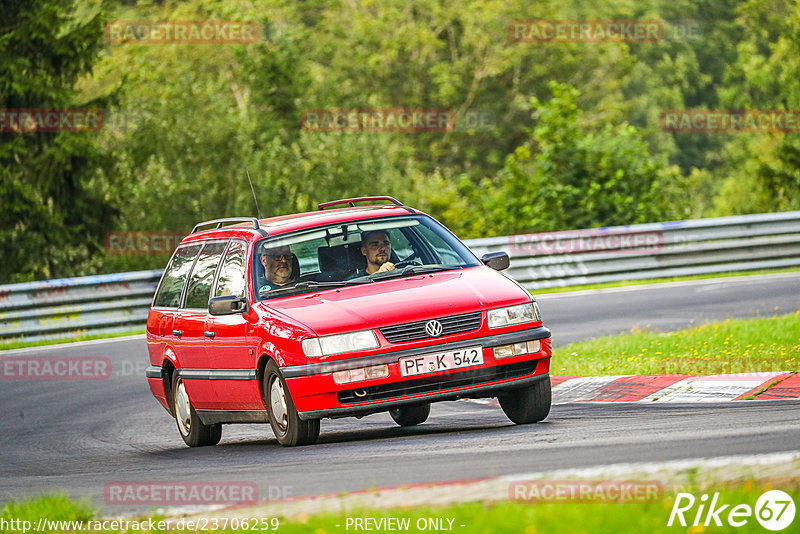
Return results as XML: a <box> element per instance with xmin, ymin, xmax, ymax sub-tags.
<box><xmin>245</xmin><ymin>167</ymin><xmax>263</xmax><ymax>219</ymax></box>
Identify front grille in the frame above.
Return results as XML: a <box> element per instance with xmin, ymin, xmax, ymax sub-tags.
<box><xmin>379</xmin><ymin>312</ymin><xmax>482</xmax><ymax>343</ymax></box>
<box><xmin>337</xmin><ymin>360</ymin><xmax>537</xmax><ymax>404</ymax></box>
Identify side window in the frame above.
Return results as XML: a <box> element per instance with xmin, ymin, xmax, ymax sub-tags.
<box><xmin>184</xmin><ymin>241</ymin><xmax>227</xmax><ymax>309</ymax></box>
<box><xmin>153</xmin><ymin>244</ymin><xmax>202</xmax><ymax>308</ymax></box>
<box><xmin>214</xmin><ymin>241</ymin><xmax>246</xmax><ymax>298</ymax></box>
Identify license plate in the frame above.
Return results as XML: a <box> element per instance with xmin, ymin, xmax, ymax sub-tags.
<box><xmin>399</xmin><ymin>346</ymin><xmax>484</xmax><ymax>377</ymax></box>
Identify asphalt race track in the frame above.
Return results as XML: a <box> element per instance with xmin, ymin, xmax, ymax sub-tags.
<box><xmin>2</xmin><ymin>273</ymin><xmax>799</xmax><ymax>512</ymax></box>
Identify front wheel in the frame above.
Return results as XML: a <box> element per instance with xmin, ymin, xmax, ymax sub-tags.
<box><xmin>264</xmin><ymin>361</ymin><xmax>320</xmax><ymax>447</ymax></box>
<box><xmin>389</xmin><ymin>403</ymin><xmax>430</xmax><ymax>426</ymax></box>
<box><xmin>172</xmin><ymin>374</ymin><xmax>222</xmax><ymax>447</ymax></box>
<box><xmin>498</xmin><ymin>377</ymin><xmax>551</xmax><ymax>424</ymax></box>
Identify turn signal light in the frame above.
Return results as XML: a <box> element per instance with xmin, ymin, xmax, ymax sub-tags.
<box><xmin>333</xmin><ymin>364</ymin><xmax>389</xmax><ymax>384</ymax></box>
<box><xmin>494</xmin><ymin>339</ymin><xmax>541</xmax><ymax>359</ymax></box>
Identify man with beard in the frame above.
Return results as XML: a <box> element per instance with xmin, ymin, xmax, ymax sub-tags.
<box><xmin>259</xmin><ymin>244</ymin><xmax>297</xmax><ymax>291</ymax></box>
<box><xmin>358</xmin><ymin>230</ymin><xmax>396</xmax><ymax>275</ymax></box>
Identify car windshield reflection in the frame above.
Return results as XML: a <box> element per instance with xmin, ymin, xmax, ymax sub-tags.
<box><xmin>253</xmin><ymin>215</ymin><xmax>480</xmax><ymax>300</ymax></box>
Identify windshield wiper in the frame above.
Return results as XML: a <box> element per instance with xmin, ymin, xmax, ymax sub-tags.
<box><xmin>294</xmin><ymin>279</ymin><xmax>374</xmax><ymax>288</ymax></box>
<box><xmin>259</xmin><ymin>278</ymin><xmax>373</xmax><ymax>296</ymax></box>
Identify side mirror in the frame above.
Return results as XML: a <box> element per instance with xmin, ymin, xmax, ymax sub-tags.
<box><xmin>209</xmin><ymin>295</ymin><xmax>247</xmax><ymax>316</ymax></box>
<box><xmin>481</xmin><ymin>251</ymin><xmax>510</xmax><ymax>271</ymax></box>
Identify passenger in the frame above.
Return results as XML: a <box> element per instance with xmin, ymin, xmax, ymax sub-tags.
<box><xmin>259</xmin><ymin>245</ymin><xmax>297</xmax><ymax>291</ymax></box>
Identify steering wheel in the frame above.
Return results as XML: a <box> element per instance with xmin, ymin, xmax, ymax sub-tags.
<box><xmin>394</xmin><ymin>253</ymin><xmax>422</xmax><ymax>269</ymax></box>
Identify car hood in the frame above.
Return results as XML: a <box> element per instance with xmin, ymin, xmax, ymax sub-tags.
<box><xmin>262</xmin><ymin>266</ymin><xmax>530</xmax><ymax>336</ymax></box>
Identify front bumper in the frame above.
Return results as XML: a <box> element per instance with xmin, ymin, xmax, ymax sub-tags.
<box><xmin>298</xmin><ymin>371</ymin><xmax>550</xmax><ymax>420</ymax></box>
<box><xmin>286</xmin><ymin>325</ymin><xmax>552</xmax><ymax>420</ymax></box>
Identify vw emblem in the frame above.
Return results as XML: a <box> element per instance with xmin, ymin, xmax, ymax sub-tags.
<box><xmin>425</xmin><ymin>320</ymin><xmax>443</xmax><ymax>337</ymax></box>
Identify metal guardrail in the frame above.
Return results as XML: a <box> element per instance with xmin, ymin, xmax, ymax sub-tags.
<box><xmin>465</xmin><ymin>210</ymin><xmax>800</xmax><ymax>290</ymax></box>
<box><xmin>0</xmin><ymin>271</ymin><xmax>162</xmax><ymax>344</ymax></box>
<box><xmin>1</xmin><ymin>211</ymin><xmax>799</xmax><ymax>344</ymax></box>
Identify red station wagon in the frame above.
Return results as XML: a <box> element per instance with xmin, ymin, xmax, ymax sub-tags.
<box><xmin>146</xmin><ymin>197</ymin><xmax>552</xmax><ymax>447</ymax></box>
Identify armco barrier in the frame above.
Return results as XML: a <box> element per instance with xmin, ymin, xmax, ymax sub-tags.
<box><xmin>465</xmin><ymin>211</ymin><xmax>800</xmax><ymax>290</ymax></box>
<box><xmin>1</xmin><ymin>212</ymin><xmax>799</xmax><ymax>344</ymax></box>
<box><xmin>0</xmin><ymin>271</ymin><xmax>161</xmax><ymax>344</ymax></box>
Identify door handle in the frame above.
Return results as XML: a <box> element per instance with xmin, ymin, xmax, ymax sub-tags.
<box><xmin>204</xmin><ymin>331</ymin><xmax>215</xmax><ymax>338</ymax></box>
<box><xmin>172</xmin><ymin>329</ymin><xmax>183</xmax><ymax>336</ymax></box>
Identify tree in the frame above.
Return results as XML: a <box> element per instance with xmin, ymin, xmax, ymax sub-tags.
<box><xmin>712</xmin><ymin>0</ymin><xmax>800</xmax><ymax>214</ymax></box>
<box><xmin>0</xmin><ymin>0</ymin><xmax>114</xmax><ymax>283</ymax></box>
<box><xmin>474</xmin><ymin>82</ymin><xmax>680</xmax><ymax>235</ymax></box>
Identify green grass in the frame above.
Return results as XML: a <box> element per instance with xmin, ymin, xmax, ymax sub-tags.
<box><xmin>2</xmin><ymin>482</ymin><xmax>798</xmax><ymax>534</ymax></box>
<box><xmin>272</xmin><ymin>485</ymin><xmax>799</xmax><ymax>534</ymax></box>
<box><xmin>0</xmin><ymin>330</ymin><xmax>145</xmax><ymax>351</ymax></box>
<box><xmin>533</xmin><ymin>267</ymin><xmax>800</xmax><ymax>295</ymax></box>
<box><xmin>0</xmin><ymin>494</ymin><xmax>94</xmax><ymax>528</ymax></box>
<box><xmin>552</xmin><ymin>311</ymin><xmax>800</xmax><ymax>376</ymax></box>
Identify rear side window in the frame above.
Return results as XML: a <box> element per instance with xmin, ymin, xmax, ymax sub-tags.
<box><xmin>184</xmin><ymin>241</ymin><xmax>228</xmax><ymax>309</ymax></box>
<box><xmin>153</xmin><ymin>244</ymin><xmax>202</xmax><ymax>308</ymax></box>
<box><xmin>214</xmin><ymin>240</ymin><xmax>247</xmax><ymax>298</ymax></box>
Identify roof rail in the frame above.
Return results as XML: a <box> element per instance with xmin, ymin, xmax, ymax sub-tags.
<box><xmin>318</xmin><ymin>196</ymin><xmax>412</xmax><ymax>211</ymax></box>
<box><xmin>191</xmin><ymin>217</ymin><xmax>262</xmax><ymax>234</ymax></box>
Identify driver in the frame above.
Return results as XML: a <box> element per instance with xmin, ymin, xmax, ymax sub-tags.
<box><xmin>358</xmin><ymin>230</ymin><xmax>396</xmax><ymax>275</ymax></box>
<box><xmin>259</xmin><ymin>244</ymin><xmax>297</xmax><ymax>291</ymax></box>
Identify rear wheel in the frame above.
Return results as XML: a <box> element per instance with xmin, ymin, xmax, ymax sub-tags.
<box><xmin>172</xmin><ymin>374</ymin><xmax>222</xmax><ymax>447</ymax></box>
<box><xmin>264</xmin><ymin>361</ymin><xmax>320</xmax><ymax>446</ymax></box>
<box><xmin>498</xmin><ymin>377</ymin><xmax>551</xmax><ymax>424</ymax></box>
<box><xmin>389</xmin><ymin>403</ymin><xmax>430</xmax><ymax>426</ymax></box>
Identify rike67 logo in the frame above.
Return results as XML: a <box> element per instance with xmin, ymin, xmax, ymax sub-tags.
<box><xmin>668</xmin><ymin>490</ymin><xmax>795</xmax><ymax>531</ymax></box>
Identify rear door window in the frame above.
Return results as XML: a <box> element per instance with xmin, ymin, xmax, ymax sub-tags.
<box><xmin>214</xmin><ymin>240</ymin><xmax>247</xmax><ymax>299</ymax></box>
<box><xmin>153</xmin><ymin>244</ymin><xmax>202</xmax><ymax>308</ymax></box>
<box><xmin>183</xmin><ymin>241</ymin><xmax>228</xmax><ymax>309</ymax></box>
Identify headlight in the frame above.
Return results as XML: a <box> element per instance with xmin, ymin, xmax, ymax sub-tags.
<box><xmin>302</xmin><ymin>330</ymin><xmax>379</xmax><ymax>357</ymax></box>
<box><xmin>487</xmin><ymin>302</ymin><xmax>540</xmax><ymax>328</ymax></box>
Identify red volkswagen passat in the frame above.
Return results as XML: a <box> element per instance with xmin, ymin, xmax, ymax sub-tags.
<box><xmin>146</xmin><ymin>197</ymin><xmax>552</xmax><ymax>447</ymax></box>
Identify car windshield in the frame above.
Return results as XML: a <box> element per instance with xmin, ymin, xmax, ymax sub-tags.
<box><xmin>253</xmin><ymin>215</ymin><xmax>481</xmax><ymax>300</ymax></box>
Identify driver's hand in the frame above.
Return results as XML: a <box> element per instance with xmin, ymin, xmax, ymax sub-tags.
<box><xmin>376</xmin><ymin>262</ymin><xmax>395</xmax><ymax>273</ymax></box>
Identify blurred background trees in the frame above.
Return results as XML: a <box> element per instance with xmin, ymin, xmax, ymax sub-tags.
<box><xmin>2</xmin><ymin>0</ymin><xmax>798</xmax><ymax>281</ymax></box>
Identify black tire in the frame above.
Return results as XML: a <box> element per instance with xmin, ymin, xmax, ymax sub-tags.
<box><xmin>389</xmin><ymin>403</ymin><xmax>430</xmax><ymax>426</ymax></box>
<box><xmin>172</xmin><ymin>373</ymin><xmax>222</xmax><ymax>447</ymax></box>
<box><xmin>498</xmin><ymin>377</ymin><xmax>551</xmax><ymax>424</ymax></box>
<box><xmin>264</xmin><ymin>361</ymin><xmax>320</xmax><ymax>446</ymax></box>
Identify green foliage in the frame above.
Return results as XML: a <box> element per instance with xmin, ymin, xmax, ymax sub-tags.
<box><xmin>3</xmin><ymin>0</ymin><xmax>800</xmax><ymax>281</ymax></box>
<box><xmin>472</xmin><ymin>83</ymin><xmax>679</xmax><ymax>235</ymax></box>
<box><xmin>711</xmin><ymin>0</ymin><xmax>800</xmax><ymax>214</ymax></box>
<box><xmin>0</xmin><ymin>0</ymin><xmax>114</xmax><ymax>283</ymax></box>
